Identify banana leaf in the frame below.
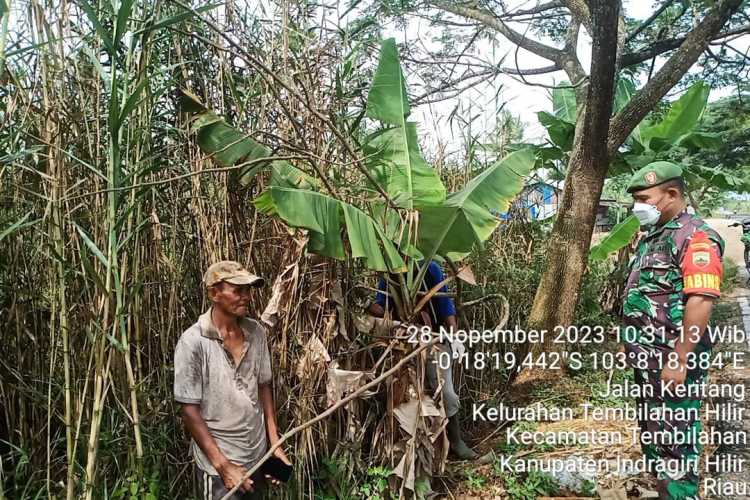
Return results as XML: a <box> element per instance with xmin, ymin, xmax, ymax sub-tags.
<box><xmin>417</xmin><ymin>148</ymin><xmax>536</xmax><ymax>260</ymax></box>
<box><xmin>640</xmin><ymin>82</ymin><xmax>709</xmax><ymax>151</ymax></box>
<box><xmin>613</xmin><ymin>78</ymin><xmax>636</xmax><ymax>114</ymax></box>
<box><xmin>675</xmin><ymin>131</ymin><xmax>722</xmax><ymax>152</ymax></box>
<box><xmin>364</xmin><ymin>124</ymin><xmax>446</xmax><ymax>207</ymax></box>
<box><xmin>614</xmin><ymin>78</ymin><xmax>643</xmax><ymax>145</ymax></box>
<box><xmin>179</xmin><ymin>89</ymin><xmax>272</xmax><ymax>184</ymax></box>
<box><xmin>254</xmin><ymin>187</ymin><xmax>406</xmax><ymax>272</ymax></box>
<box><xmin>268</xmin><ymin>160</ymin><xmax>318</xmax><ymax>190</ymax></box>
<box><xmin>589</xmin><ymin>215</ymin><xmax>640</xmax><ymax>261</ymax></box>
<box><xmin>552</xmin><ymin>83</ymin><xmax>577</xmax><ymax>123</ymax></box>
<box><xmin>538</xmin><ymin>111</ymin><xmax>575</xmax><ymax>151</ymax></box>
<box><xmin>365</xmin><ymin>38</ymin><xmax>410</xmax><ymax>126</ymax></box>
<box><xmin>364</xmin><ymin>39</ymin><xmax>445</xmax><ymax>208</ymax></box>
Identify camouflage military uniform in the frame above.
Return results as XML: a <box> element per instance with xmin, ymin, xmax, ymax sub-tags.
<box><xmin>622</xmin><ymin>210</ymin><xmax>724</xmax><ymax>500</ymax></box>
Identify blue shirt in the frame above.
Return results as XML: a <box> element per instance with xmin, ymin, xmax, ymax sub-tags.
<box><xmin>375</xmin><ymin>261</ymin><xmax>456</xmax><ymax>327</ymax></box>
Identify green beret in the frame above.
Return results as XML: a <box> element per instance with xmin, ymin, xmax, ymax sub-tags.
<box><xmin>626</xmin><ymin>161</ymin><xmax>683</xmax><ymax>193</ymax></box>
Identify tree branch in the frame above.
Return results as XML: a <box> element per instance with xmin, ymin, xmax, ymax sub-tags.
<box><xmin>429</xmin><ymin>1</ymin><xmax>565</xmax><ymax>63</ymax></box>
<box><xmin>559</xmin><ymin>21</ymin><xmax>588</xmax><ymax>92</ymax></box>
<box><xmin>563</xmin><ymin>0</ymin><xmax>592</xmax><ymax>36</ymax></box>
<box><xmin>502</xmin><ymin>1</ymin><xmax>564</xmax><ymax>18</ymax></box>
<box><xmin>608</xmin><ymin>0</ymin><xmax>746</xmax><ymax>157</ymax></box>
<box><xmin>503</xmin><ymin>63</ymin><xmax>562</xmax><ymax>75</ymax></box>
<box><xmin>621</xmin><ymin>23</ymin><xmax>750</xmax><ymax>67</ymax></box>
<box><xmin>626</xmin><ymin>0</ymin><xmax>677</xmax><ymax>43</ymax></box>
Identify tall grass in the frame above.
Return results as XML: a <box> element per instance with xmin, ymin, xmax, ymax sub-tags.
<box><xmin>0</xmin><ymin>1</ymin><xmax>547</xmax><ymax>498</ymax></box>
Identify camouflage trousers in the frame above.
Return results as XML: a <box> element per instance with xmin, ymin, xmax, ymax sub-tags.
<box><xmin>633</xmin><ymin>364</ymin><xmax>707</xmax><ymax>500</ymax></box>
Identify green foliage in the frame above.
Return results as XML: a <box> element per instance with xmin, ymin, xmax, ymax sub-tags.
<box><xmin>534</xmin><ymin>80</ymin><xmax>720</xmax><ymax>188</ymax></box>
<box><xmin>417</xmin><ymin>149</ymin><xmax>536</xmax><ymax>260</ymax></box>
<box><xmin>316</xmin><ymin>455</ymin><xmax>386</xmax><ymax>500</ymax></box>
<box><xmin>179</xmin><ymin>89</ymin><xmax>273</xmax><ymax>185</ymax></box>
<box><xmin>413</xmin><ymin>478</ymin><xmax>430</xmax><ymax>499</ymax></box>
<box><xmin>537</xmin><ymin>112</ymin><xmax>574</xmax><ymax>150</ymax></box>
<box><xmin>551</xmin><ymin>84</ymin><xmax>576</xmax><ymax>123</ymax></box>
<box><xmin>639</xmin><ymin>82</ymin><xmax>711</xmax><ymax>152</ymax></box>
<box><xmin>356</xmin><ymin>466</ymin><xmax>391</xmax><ymax>500</ymax></box>
<box><xmin>364</xmin><ymin>124</ymin><xmax>446</xmax><ymax>207</ymax></box>
<box><xmin>364</xmin><ymin>38</ymin><xmax>445</xmax><ymax>208</ymax></box>
<box><xmin>665</xmin><ymin>93</ymin><xmax>750</xmax><ymax>211</ymax></box>
<box><xmin>463</xmin><ymin>470</ymin><xmax>487</xmax><ymax>491</ymax></box>
<box><xmin>580</xmin><ymin>479</ymin><xmax>597</xmax><ymax>496</ymax></box>
<box><xmin>110</xmin><ymin>473</ymin><xmax>160</xmax><ymax>500</ymax></box>
<box><xmin>255</xmin><ymin>187</ymin><xmax>406</xmax><ymax>272</ymax></box>
<box><xmin>589</xmin><ymin>215</ymin><xmax>639</xmax><ymax>261</ymax></box>
<box><xmin>365</xmin><ymin>38</ymin><xmax>410</xmax><ymax>125</ymax></box>
<box><xmin>501</xmin><ymin>470</ymin><xmax>560</xmax><ymax>500</ymax></box>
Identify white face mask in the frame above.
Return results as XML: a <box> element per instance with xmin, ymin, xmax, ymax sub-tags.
<box><xmin>632</xmin><ymin>202</ymin><xmax>661</xmax><ymax>227</ymax></box>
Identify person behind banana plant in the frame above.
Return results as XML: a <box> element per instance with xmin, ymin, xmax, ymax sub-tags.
<box><xmin>367</xmin><ymin>260</ymin><xmax>478</xmax><ymax>460</ymax></box>
<box><xmin>622</xmin><ymin>162</ymin><xmax>724</xmax><ymax>500</ymax></box>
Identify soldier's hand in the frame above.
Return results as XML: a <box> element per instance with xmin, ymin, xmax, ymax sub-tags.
<box><xmin>217</xmin><ymin>461</ymin><xmax>254</xmax><ymax>493</ymax></box>
<box><xmin>660</xmin><ymin>362</ymin><xmax>687</xmax><ymax>388</ymax></box>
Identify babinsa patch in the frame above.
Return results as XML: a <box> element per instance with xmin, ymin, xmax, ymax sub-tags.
<box><xmin>692</xmin><ymin>251</ymin><xmax>710</xmax><ymax>267</ymax></box>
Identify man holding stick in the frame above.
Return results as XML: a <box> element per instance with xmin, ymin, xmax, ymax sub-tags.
<box><xmin>174</xmin><ymin>261</ymin><xmax>290</xmax><ymax>499</ymax></box>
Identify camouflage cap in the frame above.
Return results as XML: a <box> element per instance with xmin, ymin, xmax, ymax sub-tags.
<box><xmin>626</xmin><ymin>161</ymin><xmax>683</xmax><ymax>193</ymax></box>
<box><xmin>203</xmin><ymin>260</ymin><xmax>264</xmax><ymax>288</ymax></box>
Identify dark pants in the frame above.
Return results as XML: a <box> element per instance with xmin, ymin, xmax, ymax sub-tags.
<box><xmin>195</xmin><ymin>465</ymin><xmax>263</xmax><ymax>500</ymax></box>
<box><xmin>633</xmin><ymin>365</ymin><xmax>706</xmax><ymax>500</ymax></box>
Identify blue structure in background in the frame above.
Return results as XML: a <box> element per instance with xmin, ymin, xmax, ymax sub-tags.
<box><xmin>497</xmin><ymin>182</ymin><xmax>560</xmax><ymax>220</ymax></box>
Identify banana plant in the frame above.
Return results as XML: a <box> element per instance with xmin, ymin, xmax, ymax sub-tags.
<box><xmin>181</xmin><ymin>39</ymin><xmax>534</xmax><ymax>495</ymax></box>
<box><xmin>181</xmin><ymin>49</ymin><xmax>533</xmax><ymax>494</ymax></box>
<box><xmin>181</xmin><ymin>37</ymin><xmax>534</xmax><ymax>305</ymax></box>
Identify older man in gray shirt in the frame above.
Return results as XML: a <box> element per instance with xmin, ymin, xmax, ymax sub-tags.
<box><xmin>174</xmin><ymin>261</ymin><xmax>290</xmax><ymax>499</ymax></box>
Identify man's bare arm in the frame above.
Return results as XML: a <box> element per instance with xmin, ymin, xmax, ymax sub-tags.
<box><xmin>368</xmin><ymin>302</ymin><xmax>385</xmax><ymax>318</ymax></box>
<box><xmin>259</xmin><ymin>383</ymin><xmax>291</xmax><ymax>465</ymax></box>
<box><xmin>181</xmin><ymin>404</ymin><xmax>253</xmax><ymax>492</ymax></box>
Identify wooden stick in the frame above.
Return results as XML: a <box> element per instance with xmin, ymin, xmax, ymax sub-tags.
<box><xmin>219</xmin><ymin>337</ymin><xmax>440</xmax><ymax>500</ymax></box>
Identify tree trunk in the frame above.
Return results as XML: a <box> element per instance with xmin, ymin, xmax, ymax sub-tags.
<box><xmin>527</xmin><ymin>0</ymin><xmax>620</xmax><ymax>345</ymax></box>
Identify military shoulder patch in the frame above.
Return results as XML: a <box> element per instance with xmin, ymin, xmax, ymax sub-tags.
<box><xmin>682</xmin><ymin>231</ymin><xmax>723</xmax><ymax>297</ymax></box>
<box><xmin>692</xmin><ymin>251</ymin><xmax>710</xmax><ymax>267</ymax></box>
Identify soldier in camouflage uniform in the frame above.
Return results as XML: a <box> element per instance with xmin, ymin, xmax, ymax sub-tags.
<box><xmin>621</xmin><ymin>162</ymin><xmax>724</xmax><ymax>500</ymax></box>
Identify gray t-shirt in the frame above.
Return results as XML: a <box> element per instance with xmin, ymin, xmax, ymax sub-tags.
<box><xmin>174</xmin><ymin>308</ymin><xmax>273</xmax><ymax>475</ymax></box>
